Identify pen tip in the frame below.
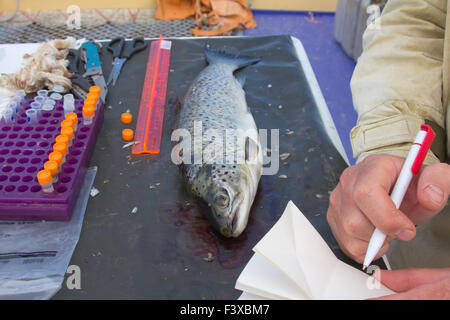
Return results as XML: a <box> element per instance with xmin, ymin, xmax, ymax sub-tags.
<box><xmin>362</xmin><ymin>265</ymin><xmax>367</xmax><ymax>271</ymax></box>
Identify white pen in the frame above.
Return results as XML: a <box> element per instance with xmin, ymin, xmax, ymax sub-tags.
<box><xmin>362</xmin><ymin>124</ymin><xmax>436</xmax><ymax>270</ymax></box>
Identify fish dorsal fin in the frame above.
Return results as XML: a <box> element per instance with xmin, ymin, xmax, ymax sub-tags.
<box><xmin>205</xmin><ymin>45</ymin><xmax>261</xmax><ymax>71</ymax></box>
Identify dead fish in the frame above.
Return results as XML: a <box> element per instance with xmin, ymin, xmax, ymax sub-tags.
<box><xmin>176</xmin><ymin>47</ymin><xmax>262</xmax><ymax>238</ymax></box>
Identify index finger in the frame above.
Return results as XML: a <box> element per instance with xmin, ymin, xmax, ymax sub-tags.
<box><xmin>352</xmin><ymin>156</ymin><xmax>416</xmax><ymax>239</ymax></box>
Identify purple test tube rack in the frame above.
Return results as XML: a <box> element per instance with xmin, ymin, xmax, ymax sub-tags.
<box><xmin>0</xmin><ymin>99</ymin><xmax>104</xmax><ymax>221</ymax></box>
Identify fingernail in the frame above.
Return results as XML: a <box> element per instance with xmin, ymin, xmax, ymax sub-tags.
<box><xmin>424</xmin><ymin>184</ymin><xmax>445</xmax><ymax>206</ymax></box>
<box><xmin>395</xmin><ymin>229</ymin><xmax>415</xmax><ymax>241</ymax></box>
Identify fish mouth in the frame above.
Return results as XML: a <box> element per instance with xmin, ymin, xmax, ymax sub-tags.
<box><xmin>219</xmin><ymin>194</ymin><xmax>243</xmax><ymax>238</ymax></box>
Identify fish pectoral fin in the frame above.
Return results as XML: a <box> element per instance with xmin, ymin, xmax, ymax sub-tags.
<box><xmin>245</xmin><ymin>137</ymin><xmax>260</xmax><ymax>163</ymax></box>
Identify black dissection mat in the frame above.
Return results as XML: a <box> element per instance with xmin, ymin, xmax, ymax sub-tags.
<box><xmin>54</xmin><ymin>35</ymin><xmax>355</xmax><ymax>299</ymax></box>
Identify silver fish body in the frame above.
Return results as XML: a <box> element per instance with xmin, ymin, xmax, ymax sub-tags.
<box><xmin>176</xmin><ymin>48</ymin><xmax>262</xmax><ymax>238</ymax></box>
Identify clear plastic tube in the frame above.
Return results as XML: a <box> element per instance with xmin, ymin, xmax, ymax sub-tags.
<box><xmin>26</xmin><ymin>109</ymin><xmax>38</xmax><ymax>123</ymax></box>
<box><xmin>63</xmin><ymin>100</ymin><xmax>75</xmax><ymax>115</ymax></box>
<box><xmin>3</xmin><ymin>108</ymin><xmax>13</xmax><ymax>123</ymax></box>
<box><xmin>34</xmin><ymin>96</ymin><xmax>46</xmax><ymax>105</ymax></box>
<box><xmin>64</xmin><ymin>93</ymin><xmax>74</xmax><ymax>101</ymax></box>
<box><xmin>50</xmin><ymin>93</ymin><xmax>63</xmax><ymax>101</ymax></box>
<box><xmin>30</xmin><ymin>102</ymin><xmax>42</xmax><ymax>113</ymax></box>
<box><xmin>41</xmin><ymin>182</ymin><xmax>54</xmax><ymax>193</ymax></box>
<box><xmin>52</xmin><ymin>85</ymin><xmax>65</xmax><ymax>93</ymax></box>
<box><xmin>42</xmin><ymin>99</ymin><xmax>56</xmax><ymax>111</ymax></box>
<box><xmin>7</xmin><ymin>101</ymin><xmax>19</xmax><ymax>115</ymax></box>
<box><xmin>37</xmin><ymin>90</ymin><xmax>48</xmax><ymax>97</ymax></box>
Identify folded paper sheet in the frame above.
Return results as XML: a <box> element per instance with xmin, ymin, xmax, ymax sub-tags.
<box><xmin>236</xmin><ymin>201</ymin><xmax>395</xmax><ymax>300</ymax></box>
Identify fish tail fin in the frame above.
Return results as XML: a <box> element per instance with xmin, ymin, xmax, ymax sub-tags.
<box><xmin>205</xmin><ymin>45</ymin><xmax>261</xmax><ymax>70</ymax></box>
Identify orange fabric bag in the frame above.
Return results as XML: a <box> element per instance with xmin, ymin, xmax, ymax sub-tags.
<box><xmin>155</xmin><ymin>0</ymin><xmax>257</xmax><ymax>36</ymax></box>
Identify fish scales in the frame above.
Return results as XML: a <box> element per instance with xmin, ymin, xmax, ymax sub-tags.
<box><xmin>176</xmin><ymin>47</ymin><xmax>263</xmax><ymax>238</ymax></box>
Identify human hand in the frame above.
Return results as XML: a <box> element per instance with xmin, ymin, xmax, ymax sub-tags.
<box><xmin>326</xmin><ymin>154</ymin><xmax>449</xmax><ymax>263</ymax></box>
<box><xmin>372</xmin><ymin>268</ymin><xmax>450</xmax><ymax>300</ymax></box>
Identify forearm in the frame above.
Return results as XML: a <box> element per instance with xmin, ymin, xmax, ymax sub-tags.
<box><xmin>350</xmin><ymin>0</ymin><xmax>447</xmax><ymax>163</ymax></box>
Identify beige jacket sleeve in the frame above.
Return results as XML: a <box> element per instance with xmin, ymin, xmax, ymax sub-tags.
<box><xmin>350</xmin><ymin>0</ymin><xmax>447</xmax><ymax>164</ymax></box>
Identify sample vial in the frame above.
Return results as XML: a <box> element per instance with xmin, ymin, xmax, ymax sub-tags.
<box><xmin>52</xmin><ymin>85</ymin><xmax>65</xmax><ymax>93</ymax></box>
<box><xmin>65</xmin><ymin>112</ymin><xmax>78</xmax><ymax>132</ymax></box>
<box><xmin>50</xmin><ymin>93</ymin><xmax>63</xmax><ymax>101</ymax></box>
<box><xmin>86</xmin><ymin>92</ymin><xmax>99</xmax><ymax>104</ymax></box>
<box><xmin>63</xmin><ymin>94</ymin><xmax>75</xmax><ymax>115</ymax></box>
<box><xmin>8</xmin><ymin>101</ymin><xmax>19</xmax><ymax>115</ymax></box>
<box><xmin>34</xmin><ymin>96</ymin><xmax>46</xmax><ymax>105</ymax></box>
<box><xmin>60</xmin><ymin>119</ymin><xmax>74</xmax><ymax>132</ymax></box>
<box><xmin>121</xmin><ymin>113</ymin><xmax>133</xmax><ymax>124</ymax></box>
<box><xmin>82</xmin><ymin>106</ymin><xmax>95</xmax><ymax>125</ymax></box>
<box><xmin>89</xmin><ymin>86</ymin><xmax>101</xmax><ymax>97</ymax></box>
<box><xmin>61</xmin><ymin>127</ymin><xmax>74</xmax><ymax>143</ymax></box>
<box><xmin>42</xmin><ymin>99</ymin><xmax>56</xmax><ymax>111</ymax></box>
<box><xmin>3</xmin><ymin>108</ymin><xmax>14</xmax><ymax>123</ymax></box>
<box><xmin>25</xmin><ymin>109</ymin><xmax>38</xmax><ymax>123</ymax></box>
<box><xmin>37</xmin><ymin>170</ymin><xmax>54</xmax><ymax>193</ymax></box>
<box><xmin>48</xmin><ymin>151</ymin><xmax>63</xmax><ymax>169</ymax></box>
<box><xmin>84</xmin><ymin>98</ymin><xmax>97</xmax><ymax>113</ymax></box>
<box><xmin>122</xmin><ymin>129</ymin><xmax>134</xmax><ymax>141</ymax></box>
<box><xmin>30</xmin><ymin>101</ymin><xmax>42</xmax><ymax>111</ymax></box>
<box><xmin>53</xmin><ymin>142</ymin><xmax>67</xmax><ymax>164</ymax></box>
<box><xmin>55</xmin><ymin>134</ymin><xmax>70</xmax><ymax>148</ymax></box>
<box><xmin>64</xmin><ymin>93</ymin><xmax>74</xmax><ymax>101</ymax></box>
<box><xmin>37</xmin><ymin>90</ymin><xmax>48</xmax><ymax>97</ymax></box>
<box><xmin>44</xmin><ymin>160</ymin><xmax>59</xmax><ymax>183</ymax></box>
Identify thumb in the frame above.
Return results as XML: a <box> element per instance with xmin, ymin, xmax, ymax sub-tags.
<box><xmin>416</xmin><ymin>163</ymin><xmax>450</xmax><ymax>221</ymax></box>
<box><xmin>374</xmin><ymin>268</ymin><xmax>450</xmax><ymax>293</ymax></box>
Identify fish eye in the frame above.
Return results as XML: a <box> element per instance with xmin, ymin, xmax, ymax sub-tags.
<box><xmin>214</xmin><ymin>193</ymin><xmax>229</xmax><ymax>208</ymax></box>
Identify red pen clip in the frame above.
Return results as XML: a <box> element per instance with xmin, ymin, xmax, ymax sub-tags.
<box><xmin>411</xmin><ymin>125</ymin><xmax>436</xmax><ymax>175</ymax></box>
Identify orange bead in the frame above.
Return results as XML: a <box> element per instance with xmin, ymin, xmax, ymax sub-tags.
<box><xmin>121</xmin><ymin>113</ymin><xmax>133</xmax><ymax>124</ymax></box>
<box><xmin>122</xmin><ymin>129</ymin><xmax>134</xmax><ymax>141</ymax></box>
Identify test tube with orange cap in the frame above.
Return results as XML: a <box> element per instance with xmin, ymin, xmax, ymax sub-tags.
<box><xmin>65</xmin><ymin>112</ymin><xmax>78</xmax><ymax>132</ymax></box>
<box><xmin>61</xmin><ymin>119</ymin><xmax>73</xmax><ymax>131</ymax></box>
<box><xmin>89</xmin><ymin>85</ymin><xmax>101</xmax><ymax>97</ymax></box>
<box><xmin>82</xmin><ymin>105</ymin><xmax>95</xmax><ymax>125</ymax></box>
<box><xmin>56</xmin><ymin>134</ymin><xmax>70</xmax><ymax>148</ymax></box>
<box><xmin>53</xmin><ymin>142</ymin><xmax>67</xmax><ymax>164</ymax></box>
<box><xmin>44</xmin><ymin>160</ymin><xmax>59</xmax><ymax>183</ymax></box>
<box><xmin>49</xmin><ymin>151</ymin><xmax>63</xmax><ymax>169</ymax></box>
<box><xmin>84</xmin><ymin>98</ymin><xmax>97</xmax><ymax>115</ymax></box>
<box><xmin>61</xmin><ymin>126</ymin><xmax>74</xmax><ymax>146</ymax></box>
<box><xmin>86</xmin><ymin>92</ymin><xmax>99</xmax><ymax>106</ymax></box>
<box><xmin>37</xmin><ymin>170</ymin><xmax>54</xmax><ymax>193</ymax></box>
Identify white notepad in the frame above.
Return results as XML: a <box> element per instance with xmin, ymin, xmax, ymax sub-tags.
<box><xmin>235</xmin><ymin>201</ymin><xmax>394</xmax><ymax>300</ymax></box>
